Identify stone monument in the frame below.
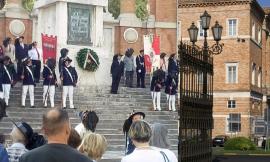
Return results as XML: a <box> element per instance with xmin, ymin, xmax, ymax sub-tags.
<box><xmin>33</xmin><ymin>0</ymin><xmax>111</xmax><ymax>86</ymax></box>
<box><xmin>0</xmin><ymin>0</ymin><xmax>32</xmax><ymax>43</ymax></box>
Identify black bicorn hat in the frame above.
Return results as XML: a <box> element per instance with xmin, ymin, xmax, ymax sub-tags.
<box><xmin>12</xmin><ymin>121</ymin><xmax>34</xmax><ymax>141</ymax></box>
<box><xmin>63</xmin><ymin>57</ymin><xmax>72</xmax><ymax>63</ymax></box>
<box><xmin>127</xmin><ymin>110</ymin><xmax>145</xmax><ymax>121</ymax></box>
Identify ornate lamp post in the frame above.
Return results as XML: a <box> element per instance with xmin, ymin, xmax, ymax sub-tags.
<box><xmin>188</xmin><ymin>11</ymin><xmax>223</xmax><ymax>94</ymax></box>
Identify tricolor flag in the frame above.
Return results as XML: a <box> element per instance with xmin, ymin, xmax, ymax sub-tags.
<box><xmin>83</xmin><ymin>50</ymin><xmax>98</xmax><ymax>69</ymax></box>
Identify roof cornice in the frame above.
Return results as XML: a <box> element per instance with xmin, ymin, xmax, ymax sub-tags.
<box><xmin>178</xmin><ymin>0</ymin><xmax>251</xmax><ymax>8</ymax></box>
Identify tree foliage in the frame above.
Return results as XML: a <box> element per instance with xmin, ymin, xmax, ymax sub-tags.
<box><xmin>22</xmin><ymin>0</ymin><xmax>35</xmax><ymax>12</ymax></box>
<box><xmin>108</xmin><ymin>0</ymin><xmax>120</xmax><ymax>19</ymax></box>
<box><xmin>135</xmin><ymin>0</ymin><xmax>149</xmax><ymax>21</ymax></box>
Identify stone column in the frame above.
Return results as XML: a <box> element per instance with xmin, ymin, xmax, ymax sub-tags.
<box><xmin>55</xmin><ymin>1</ymin><xmax>68</xmax><ymax>47</ymax></box>
<box><xmin>5</xmin><ymin>0</ymin><xmax>29</xmax><ymax>19</ymax></box>
<box><xmin>95</xmin><ymin>6</ymin><xmax>104</xmax><ymax>47</ymax></box>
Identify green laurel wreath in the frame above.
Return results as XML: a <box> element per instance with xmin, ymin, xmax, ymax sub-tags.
<box><xmin>76</xmin><ymin>48</ymin><xmax>100</xmax><ymax>72</ymax></box>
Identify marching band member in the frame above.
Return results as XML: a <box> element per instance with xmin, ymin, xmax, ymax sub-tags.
<box><xmin>58</xmin><ymin>48</ymin><xmax>69</xmax><ymax>73</ymax></box>
<box><xmin>61</xmin><ymin>57</ymin><xmax>78</xmax><ymax>109</ymax></box>
<box><xmin>21</xmin><ymin>57</ymin><xmax>35</xmax><ymax>108</ymax></box>
<box><xmin>165</xmin><ymin>73</ymin><xmax>177</xmax><ymax>111</ymax></box>
<box><xmin>150</xmin><ymin>69</ymin><xmax>165</xmax><ymax>111</ymax></box>
<box><xmin>42</xmin><ymin>58</ymin><xmax>57</xmax><ymax>108</ymax></box>
<box><xmin>1</xmin><ymin>56</ymin><xmax>16</xmax><ymax>107</ymax></box>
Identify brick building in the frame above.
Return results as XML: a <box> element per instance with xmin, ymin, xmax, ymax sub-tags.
<box><xmin>179</xmin><ymin>0</ymin><xmax>270</xmax><ymax>138</ymax></box>
<box><xmin>0</xmin><ymin>0</ymin><xmax>32</xmax><ymax>44</ymax></box>
<box><xmin>114</xmin><ymin>0</ymin><xmax>177</xmax><ymax>55</ymax></box>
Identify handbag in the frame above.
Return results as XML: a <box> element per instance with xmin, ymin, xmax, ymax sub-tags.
<box><xmin>160</xmin><ymin>151</ymin><xmax>170</xmax><ymax>162</ymax></box>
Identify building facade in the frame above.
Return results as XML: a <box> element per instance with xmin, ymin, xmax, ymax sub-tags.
<box><xmin>115</xmin><ymin>0</ymin><xmax>177</xmax><ymax>55</ymax></box>
<box><xmin>179</xmin><ymin>0</ymin><xmax>270</xmax><ymax>138</ymax></box>
<box><xmin>0</xmin><ymin>0</ymin><xmax>32</xmax><ymax>44</ymax></box>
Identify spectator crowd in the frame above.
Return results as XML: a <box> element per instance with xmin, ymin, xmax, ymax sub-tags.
<box><xmin>0</xmin><ymin>99</ymin><xmax>177</xmax><ymax>162</ymax></box>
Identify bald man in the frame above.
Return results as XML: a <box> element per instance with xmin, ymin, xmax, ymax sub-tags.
<box><xmin>19</xmin><ymin>109</ymin><xmax>93</xmax><ymax>162</ymax></box>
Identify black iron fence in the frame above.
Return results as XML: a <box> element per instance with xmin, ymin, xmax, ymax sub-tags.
<box><xmin>178</xmin><ymin>42</ymin><xmax>214</xmax><ymax>162</ymax></box>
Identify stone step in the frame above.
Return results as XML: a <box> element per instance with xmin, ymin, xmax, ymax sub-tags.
<box><xmin>5</xmin><ymin>108</ymin><xmax>178</xmax><ymax>116</ymax></box>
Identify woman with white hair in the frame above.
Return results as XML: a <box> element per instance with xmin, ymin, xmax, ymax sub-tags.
<box><xmin>150</xmin><ymin>123</ymin><xmax>170</xmax><ymax>149</ymax></box>
<box><xmin>6</xmin><ymin>122</ymin><xmax>32</xmax><ymax>162</ymax></box>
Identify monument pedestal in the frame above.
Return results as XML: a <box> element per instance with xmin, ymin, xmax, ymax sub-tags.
<box><xmin>34</xmin><ymin>0</ymin><xmax>111</xmax><ymax>86</ymax></box>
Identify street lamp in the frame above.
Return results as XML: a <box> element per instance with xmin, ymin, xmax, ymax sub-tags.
<box><xmin>188</xmin><ymin>22</ymin><xmax>199</xmax><ymax>44</ymax></box>
<box><xmin>212</xmin><ymin>21</ymin><xmax>223</xmax><ymax>42</ymax></box>
<box><xmin>188</xmin><ymin>11</ymin><xmax>224</xmax><ymax>55</ymax></box>
<box><xmin>200</xmin><ymin>10</ymin><xmax>211</xmax><ymax>30</ymax></box>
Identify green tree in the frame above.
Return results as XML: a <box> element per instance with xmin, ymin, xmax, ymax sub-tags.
<box><xmin>135</xmin><ymin>0</ymin><xmax>149</xmax><ymax>21</ymax></box>
<box><xmin>22</xmin><ymin>0</ymin><xmax>35</xmax><ymax>12</ymax></box>
<box><xmin>108</xmin><ymin>0</ymin><xmax>120</xmax><ymax>19</ymax></box>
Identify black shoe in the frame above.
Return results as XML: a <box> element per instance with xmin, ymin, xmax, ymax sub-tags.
<box><xmin>4</xmin><ymin>114</ymin><xmax>8</xmax><ymax>117</ymax></box>
<box><xmin>21</xmin><ymin>105</ymin><xmax>25</xmax><ymax>108</ymax></box>
<box><xmin>63</xmin><ymin>107</ymin><xmax>66</xmax><ymax>109</ymax></box>
<box><xmin>44</xmin><ymin>105</ymin><xmax>47</xmax><ymax>108</ymax></box>
<box><xmin>141</xmin><ymin>86</ymin><xmax>146</xmax><ymax>88</ymax></box>
<box><xmin>31</xmin><ymin>106</ymin><xmax>35</xmax><ymax>108</ymax></box>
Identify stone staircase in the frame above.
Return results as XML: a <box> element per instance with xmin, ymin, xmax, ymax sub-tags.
<box><xmin>0</xmin><ymin>81</ymin><xmax>178</xmax><ymax>162</ymax></box>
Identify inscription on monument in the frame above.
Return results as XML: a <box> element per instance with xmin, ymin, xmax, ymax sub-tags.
<box><xmin>68</xmin><ymin>3</ymin><xmax>92</xmax><ymax>45</ymax></box>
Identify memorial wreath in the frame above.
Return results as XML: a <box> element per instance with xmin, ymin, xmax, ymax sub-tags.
<box><xmin>76</xmin><ymin>48</ymin><xmax>100</xmax><ymax>72</ymax></box>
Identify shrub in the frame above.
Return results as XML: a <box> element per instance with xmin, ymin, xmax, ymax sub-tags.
<box><xmin>224</xmin><ymin>137</ymin><xmax>256</xmax><ymax>151</ymax></box>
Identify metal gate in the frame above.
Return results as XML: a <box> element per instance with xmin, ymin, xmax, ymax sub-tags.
<box><xmin>178</xmin><ymin>42</ymin><xmax>214</xmax><ymax>162</ymax></box>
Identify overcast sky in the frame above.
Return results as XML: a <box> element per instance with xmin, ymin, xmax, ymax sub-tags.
<box><xmin>258</xmin><ymin>0</ymin><xmax>270</xmax><ymax>7</ymax></box>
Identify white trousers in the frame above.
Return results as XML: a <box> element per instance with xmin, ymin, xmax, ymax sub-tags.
<box><xmin>22</xmin><ymin>85</ymin><xmax>34</xmax><ymax>106</ymax></box>
<box><xmin>167</xmin><ymin>94</ymin><xmax>176</xmax><ymax>111</ymax></box>
<box><xmin>2</xmin><ymin>84</ymin><xmax>11</xmax><ymax>105</ymax></box>
<box><xmin>63</xmin><ymin>86</ymin><xmax>74</xmax><ymax>108</ymax></box>
<box><xmin>0</xmin><ymin>92</ymin><xmax>3</xmax><ymax>99</ymax></box>
<box><xmin>152</xmin><ymin>92</ymin><xmax>161</xmax><ymax>111</ymax></box>
<box><xmin>43</xmin><ymin>86</ymin><xmax>55</xmax><ymax>107</ymax></box>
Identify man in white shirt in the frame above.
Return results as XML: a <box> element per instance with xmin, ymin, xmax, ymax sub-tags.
<box><xmin>28</xmin><ymin>41</ymin><xmax>42</xmax><ymax>83</ymax></box>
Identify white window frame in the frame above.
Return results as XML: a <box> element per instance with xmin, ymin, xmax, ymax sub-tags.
<box><xmin>227</xmin><ymin>100</ymin><xmax>236</xmax><ymax>108</ymax></box>
<box><xmin>225</xmin><ymin>63</ymin><xmax>239</xmax><ymax>84</ymax></box>
<box><xmin>258</xmin><ymin>27</ymin><xmax>262</xmax><ymax>44</ymax></box>
<box><xmin>197</xmin><ymin>20</ymin><xmax>204</xmax><ymax>38</ymax></box>
<box><xmin>227</xmin><ymin>113</ymin><xmax>241</xmax><ymax>133</ymax></box>
<box><xmin>252</xmin><ymin>21</ymin><xmax>256</xmax><ymax>40</ymax></box>
<box><xmin>178</xmin><ymin>21</ymin><xmax>181</xmax><ymax>40</ymax></box>
<box><xmin>252</xmin><ymin>63</ymin><xmax>256</xmax><ymax>85</ymax></box>
<box><xmin>227</xmin><ymin>18</ymin><xmax>238</xmax><ymax>37</ymax></box>
<box><xmin>258</xmin><ymin>67</ymin><xmax>262</xmax><ymax>87</ymax></box>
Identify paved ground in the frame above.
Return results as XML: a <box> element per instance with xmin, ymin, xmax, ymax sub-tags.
<box><xmin>213</xmin><ymin>155</ymin><xmax>270</xmax><ymax>162</ymax></box>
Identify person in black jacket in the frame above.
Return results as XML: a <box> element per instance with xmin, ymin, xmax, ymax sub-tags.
<box><xmin>15</xmin><ymin>36</ymin><xmax>28</xmax><ymax>79</ymax></box>
<box><xmin>58</xmin><ymin>48</ymin><xmax>69</xmax><ymax>73</ymax></box>
<box><xmin>136</xmin><ymin>49</ymin><xmax>146</xmax><ymax>88</ymax></box>
<box><xmin>21</xmin><ymin>57</ymin><xmax>35</xmax><ymax>108</ymax></box>
<box><xmin>110</xmin><ymin>54</ymin><xmax>124</xmax><ymax>94</ymax></box>
<box><xmin>165</xmin><ymin>73</ymin><xmax>177</xmax><ymax>111</ymax></box>
<box><xmin>42</xmin><ymin>58</ymin><xmax>57</xmax><ymax>108</ymax></box>
<box><xmin>1</xmin><ymin>56</ymin><xmax>16</xmax><ymax>106</ymax></box>
<box><xmin>61</xmin><ymin>57</ymin><xmax>78</xmax><ymax>109</ymax></box>
<box><xmin>168</xmin><ymin>53</ymin><xmax>179</xmax><ymax>77</ymax></box>
<box><xmin>150</xmin><ymin>69</ymin><xmax>165</xmax><ymax>111</ymax></box>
